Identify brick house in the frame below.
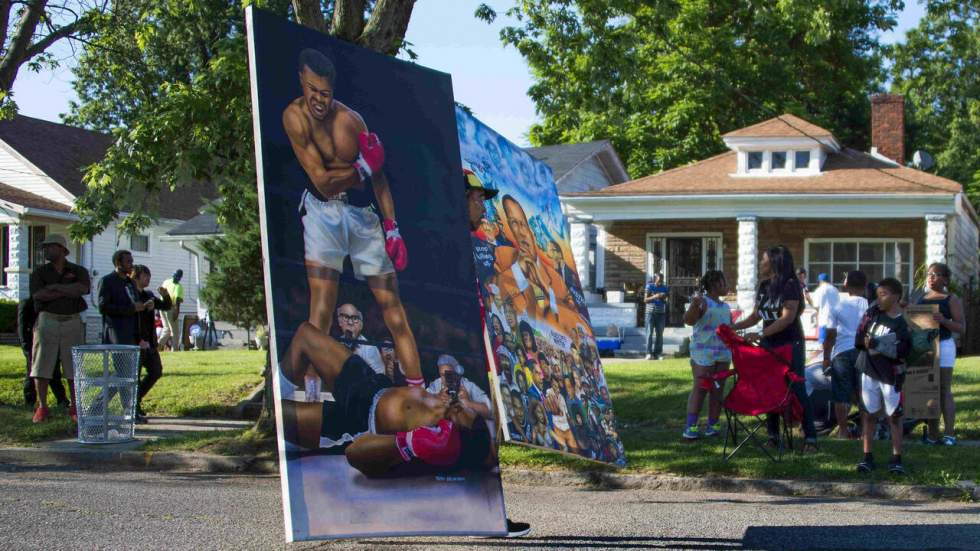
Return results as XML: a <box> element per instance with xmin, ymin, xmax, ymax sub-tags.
<box><xmin>561</xmin><ymin>95</ymin><xmax>980</xmax><ymax>332</ymax></box>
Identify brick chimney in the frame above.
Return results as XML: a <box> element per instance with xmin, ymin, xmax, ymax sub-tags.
<box><xmin>871</xmin><ymin>94</ymin><xmax>905</xmax><ymax>165</ymax></box>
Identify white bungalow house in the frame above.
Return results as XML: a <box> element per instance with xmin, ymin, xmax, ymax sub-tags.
<box><xmin>560</xmin><ymin>95</ymin><xmax>980</xmax><ymax>353</ymax></box>
<box><xmin>0</xmin><ymin>115</ymin><xmax>216</xmax><ymax>343</ymax></box>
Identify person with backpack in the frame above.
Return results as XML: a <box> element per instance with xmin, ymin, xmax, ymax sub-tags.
<box><xmin>855</xmin><ymin>278</ymin><xmax>912</xmax><ymax>475</ymax></box>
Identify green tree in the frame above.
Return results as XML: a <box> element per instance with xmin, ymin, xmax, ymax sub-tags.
<box><xmin>67</xmin><ymin>0</ymin><xmax>418</xmax><ymax>332</ymax></box>
<box><xmin>0</xmin><ymin>1</ymin><xmax>103</xmax><ymax>118</ymax></box>
<box><xmin>490</xmin><ymin>0</ymin><xmax>902</xmax><ymax>177</ymax></box>
<box><xmin>889</xmin><ymin>1</ymin><xmax>980</xmax><ymax>205</ymax></box>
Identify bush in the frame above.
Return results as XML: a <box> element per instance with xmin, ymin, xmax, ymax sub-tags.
<box><xmin>0</xmin><ymin>300</ymin><xmax>16</xmax><ymax>333</ymax></box>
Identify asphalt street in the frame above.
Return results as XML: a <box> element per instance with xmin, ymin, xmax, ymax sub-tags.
<box><xmin>1</xmin><ymin>465</ymin><xmax>978</xmax><ymax>550</ymax></box>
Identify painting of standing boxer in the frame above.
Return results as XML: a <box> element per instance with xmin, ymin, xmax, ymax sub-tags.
<box><xmin>457</xmin><ymin>108</ymin><xmax>627</xmax><ymax>467</ymax></box>
<box><xmin>245</xmin><ymin>8</ymin><xmax>506</xmax><ymax>542</ymax></box>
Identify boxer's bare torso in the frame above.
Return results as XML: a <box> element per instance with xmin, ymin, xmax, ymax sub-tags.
<box><xmin>283</xmin><ymin>94</ymin><xmax>365</xmax><ymax>197</ymax></box>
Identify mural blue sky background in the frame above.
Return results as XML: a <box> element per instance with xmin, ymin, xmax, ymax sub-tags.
<box><xmin>12</xmin><ymin>0</ymin><xmax>925</xmax><ymax>147</ymax></box>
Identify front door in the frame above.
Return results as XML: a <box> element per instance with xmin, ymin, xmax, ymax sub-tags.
<box><xmin>647</xmin><ymin>235</ymin><xmax>723</xmax><ymax>327</ymax></box>
<box><xmin>666</xmin><ymin>238</ymin><xmax>701</xmax><ymax>326</ymax></box>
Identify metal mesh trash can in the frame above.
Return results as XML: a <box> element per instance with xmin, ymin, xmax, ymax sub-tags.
<box><xmin>72</xmin><ymin>345</ymin><xmax>141</xmax><ymax>444</ymax></box>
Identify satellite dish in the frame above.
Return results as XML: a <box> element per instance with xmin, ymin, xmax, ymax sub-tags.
<box><xmin>912</xmin><ymin>150</ymin><xmax>935</xmax><ymax>171</ymax></box>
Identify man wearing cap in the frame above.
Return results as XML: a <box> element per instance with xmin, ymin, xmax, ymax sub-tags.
<box><xmin>812</xmin><ymin>272</ymin><xmax>841</xmax><ymax>344</ymax></box>
<box><xmin>426</xmin><ymin>354</ymin><xmax>492</xmax><ymax>420</ymax></box>
<box><xmin>465</xmin><ymin>167</ymin><xmax>532</xmax><ymax>538</ymax></box>
<box><xmin>159</xmin><ymin>269</ymin><xmax>184</xmax><ymax>351</ymax></box>
<box><xmin>29</xmin><ymin>234</ymin><xmax>90</xmax><ymax>423</ymax></box>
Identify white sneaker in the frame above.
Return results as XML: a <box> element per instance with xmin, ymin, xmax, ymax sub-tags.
<box><xmin>644</xmin><ymin>354</ymin><xmax>652</xmax><ymax>360</ymax></box>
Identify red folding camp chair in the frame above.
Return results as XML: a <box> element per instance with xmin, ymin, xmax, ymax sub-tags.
<box><xmin>703</xmin><ymin>325</ymin><xmax>804</xmax><ymax>462</ymax></box>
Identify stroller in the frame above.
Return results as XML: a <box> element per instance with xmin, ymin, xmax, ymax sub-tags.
<box><xmin>705</xmin><ymin>325</ymin><xmax>803</xmax><ymax>461</ymax></box>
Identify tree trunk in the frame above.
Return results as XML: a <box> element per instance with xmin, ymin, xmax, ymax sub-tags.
<box><xmin>358</xmin><ymin>0</ymin><xmax>416</xmax><ymax>55</ymax></box>
<box><xmin>0</xmin><ymin>0</ymin><xmax>47</xmax><ymax>93</ymax></box>
<box><xmin>332</xmin><ymin>0</ymin><xmax>366</xmax><ymax>41</ymax></box>
<box><xmin>290</xmin><ymin>0</ymin><xmax>327</xmax><ymax>33</ymax></box>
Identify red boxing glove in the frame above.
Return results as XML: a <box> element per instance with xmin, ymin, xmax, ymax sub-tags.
<box><xmin>382</xmin><ymin>219</ymin><xmax>408</xmax><ymax>271</ymax></box>
<box><xmin>354</xmin><ymin>131</ymin><xmax>385</xmax><ymax>181</ymax></box>
<box><xmin>395</xmin><ymin>419</ymin><xmax>461</xmax><ymax>467</ymax></box>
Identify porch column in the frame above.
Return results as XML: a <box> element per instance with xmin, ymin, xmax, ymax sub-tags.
<box><xmin>925</xmin><ymin>214</ymin><xmax>948</xmax><ymax>267</ymax></box>
<box><xmin>7</xmin><ymin>223</ymin><xmax>30</xmax><ymax>299</ymax></box>
<box><xmin>569</xmin><ymin>221</ymin><xmax>591</xmax><ymax>290</ymax></box>
<box><xmin>736</xmin><ymin>216</ymin><xmax>758</xmax><ymax>313</ymax></box>
<box><xmin>595</xmin><ymin>222</ymin><xmax>608</xmax><ymax>290</ymax></box>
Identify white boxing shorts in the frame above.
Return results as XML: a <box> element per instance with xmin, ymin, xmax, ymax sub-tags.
<box><xmin>300</xmin><ymin>190</ymin><xmax>394</xmax><ymax>279</ymax></box>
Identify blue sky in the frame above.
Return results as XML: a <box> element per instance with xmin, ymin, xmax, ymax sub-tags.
<box><xmin>11</xmin><ymin>0</ymin><xmax>924</xmax><ymax>147</ymax></box>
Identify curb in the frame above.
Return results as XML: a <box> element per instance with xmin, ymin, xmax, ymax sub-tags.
<box><xmin>2</xmin><ymin>445</ymin><xmax>976</xmax><ymax>503</ymax></box>
<box><xmin>0</xmin><ymin>446</ymin><xmax>278</xmax><ymax>475</ymax></box>
<box><xmin>500</xmin><ymin>468</ymin><xmax>980</xmax><ymax>503</ymax></box>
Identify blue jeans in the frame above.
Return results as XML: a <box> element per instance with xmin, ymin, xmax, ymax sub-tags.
<box><xmin>645</xmin><ymin>311</ymin><xmax>666</xmax><ymax>356</ymax></box>
<box><xmin>766</xmin><ymin>339</ymin><xmax>817</xmax><ymax>440</ymax></box>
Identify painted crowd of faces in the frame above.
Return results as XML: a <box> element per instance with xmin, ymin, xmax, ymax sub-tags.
<box><xmin>457</xmin><ymin>108</ymin><xmax>626</xmax><ymax>466</ymax></box>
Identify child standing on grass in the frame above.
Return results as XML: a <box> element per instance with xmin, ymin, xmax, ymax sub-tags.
<box><xmin>855</xmin><ymin>278</ymin><xmax>911</xmax><ymax>475</ymax></box>
<box><xmin>681</xmin><ymin>270</ymin><xmax>732</xmax><ymax>440</ymax></box>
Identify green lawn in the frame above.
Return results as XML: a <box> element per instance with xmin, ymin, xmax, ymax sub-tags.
<box><xmin>499</xmin><ymin>356</ymin><xmax>980</xmax><ymax>488</ymax></box>
<box><xmin>0</xmin><ymin>345</ymin><xmax>265</xmax><ymax>446</ymax></box>
<box><xmin>3</xmin><ymin>343</ymin><xmax>977</xmax><ymax>488</ymax></box>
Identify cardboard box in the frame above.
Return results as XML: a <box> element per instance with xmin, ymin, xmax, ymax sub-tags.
<box><xmin>903</xmin><ymin>305</ymin><xmax>941</xmax><ymax>419</ymax></box>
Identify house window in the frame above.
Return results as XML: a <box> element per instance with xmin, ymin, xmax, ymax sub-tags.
<box><xmin>772</xmin><ymin>151</ymin><xmax>787</xmax><ymax>170</ymax></box>
<box><xmin>807</xmin><ymin>239</ymin><xmax>912</xmax><ymax>293</ymax></box>
<box><xmin>795</xmin><ymin>151</ymin><xmax>810</xmax><ymax>170</ymax></box>
<box><xmin>747</xmin><ymin>152</ymin><xmax>763</xmax><ymax>170</ymax></box>
<box><xmin>28</xmin><ymin>226</ymin><xmax>46</xmax><ymax>269</ymax></box>
<box><xmin>130</xmin><ymin>234</ymin><xmax>150</xmax><ymax>254</ymax></box>
<box><xmin>1</xmin><ymin>225</ymin><xmax>8</xmax><ymax>286</ymax></box>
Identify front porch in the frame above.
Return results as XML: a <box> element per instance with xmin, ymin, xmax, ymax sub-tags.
<box><xmin>564</xmin><ymin>193</ymin><xmax>974</xmax><ymax>354</ymax></box>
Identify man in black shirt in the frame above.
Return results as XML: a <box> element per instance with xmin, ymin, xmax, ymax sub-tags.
<box><xmin>98</xmin><ymin>250</ymin><xmax>153</xmax><ymax>345</ymax></box>
<box><xmin>29</xmin><ymin>234</ymin><xmax>90</xmax><ymax>423</ymax></box>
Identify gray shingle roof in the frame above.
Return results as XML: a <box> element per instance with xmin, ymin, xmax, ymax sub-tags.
<box><xmin>525</xmin><ymin>140</ymin><xmax>612</xmax><ymax>181</ymax></box>
<box><xmin>166</xmin><ymin>211</ymin><xmax>221</xmax><ymax>237</ymax></box>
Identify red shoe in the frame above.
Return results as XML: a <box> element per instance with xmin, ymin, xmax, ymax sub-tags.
<box><xmin>68</xmin><ymin>405</ymin><xmax>78</xmax><ymax>423</ymax></box>
<box><xmin>32</xmin><ymin>406</ymin><xmax>50</xmax><ymax>423</ymax></box>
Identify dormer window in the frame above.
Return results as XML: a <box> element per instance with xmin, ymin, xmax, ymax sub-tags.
<box><xmin>747</xmin><ymin>152</ymin><xmax>763</xmax><ymax>170</ymax></box>
<box><xmin>795</xmin><ymin>150</ymin><xmax>810</xmax><ymax>170</ymax></box>
<box><xmin>772</xmin><ymin>151</ymin><xmax>787</xmax><ymax>170</ymax></box>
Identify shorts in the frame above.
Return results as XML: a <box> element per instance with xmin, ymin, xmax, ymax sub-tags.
<box><xmin>30</xmin><ymin>312</ymin><xmax>83</xmax><ymax>380</ymax></box>
<box><xmin>938</xmin><ymin>338</ymin><xmax>956</xmax><ymax>369</ymax></box>
<box><xmin>300</xmin><ymin>190</ymin><xmax>393</xmax><ymax>279</ymax></box>
<box><xmin>691</xmin><ymin>345</ymin><xmax>731</xmax><ymax>367</ymax></box>
<box><xmin>860</xmin><ymin>373</ymin><xmax>901</xmax><ymax>417</ymax></box>
<box><xmin>319</xmin><ymin>353</ymin><xmax>394</xmax><ymax>448</ymax></box>
<box><xmin>830</xmin><ymin>348</ymin><xmax>859</xmax><ymax>404</ymax></box>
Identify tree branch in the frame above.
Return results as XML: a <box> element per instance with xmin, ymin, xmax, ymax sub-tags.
<box><xmin>358</xmin><ymin>0</ymin><xmax>415</xmax><ymax>55</ymax></box>
<box><xmin>291</xmin><ymin>0</ymin><xmax>327</xmax><ymax>33</ymax></box>
<box><xmin>0</xmin><ymin>0</ymin><xmax>47</xmax><ymax>90</ymax></box>
<box><xmin>23</xmin><ymin>16</ymin><xmax>84</xmax><ymax>61</ymax></box>
<box><xmin>332</xmin><ymin>0</ymin><xmax>365</xmax><ymax>41</ymax></box>
<box><xmin>0</xmin><ymin>0</ymin><xmax>13</xmax><ymax>51</ymax></box>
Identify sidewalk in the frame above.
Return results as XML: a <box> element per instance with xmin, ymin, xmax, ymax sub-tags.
<box><xmin>1</xmin><ymin>418</ymin><xmax>977</xmax><ymax>504</ymax></box>
<box><xmin>0</xmin><ymin>417</ymin><xmax>263</xmax><ymax>473</ymax></box>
